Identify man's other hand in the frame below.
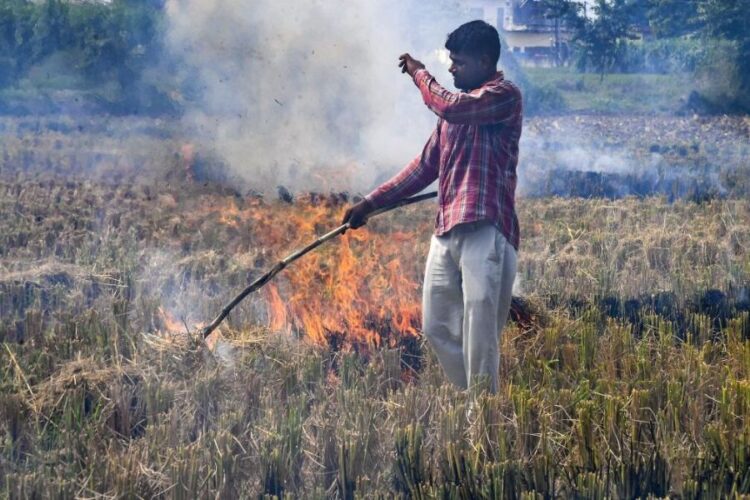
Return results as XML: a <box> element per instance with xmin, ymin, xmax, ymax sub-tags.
<box><xmin>399</xmin><ymin>53</ymin><xmax>425</xmax><ymax>78</ymax></box>
<box><xmin>341</xmin><ymin>199</ymin><xmax>374</xmax><ymax>229</ymax></box>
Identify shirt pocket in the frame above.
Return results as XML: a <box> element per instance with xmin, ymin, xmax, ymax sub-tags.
<box><xmin>489</xmin><ymin>225</ymin><xmax>507</xmax><ymax>264</ymax></box>
<box><xmin>486</xmin><ymin>225</ymin><xmax>502</xmax><ymax>264</ymax></box>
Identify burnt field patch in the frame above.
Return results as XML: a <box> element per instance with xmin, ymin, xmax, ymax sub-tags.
<box><xmin>3</xmin><ymin>114</ymin><xmax>749</xmax><ymax>200</ymax></box>
<box><xmin>552</xmin><ymin>286</ymin><xmax>750</xmax><ymax>340</ymax></box>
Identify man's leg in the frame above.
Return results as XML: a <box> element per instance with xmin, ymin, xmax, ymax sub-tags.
<box><xmin>422</xmin><ymin>234</ymin><xmax>467</xmax><ymax>389</ymax></box>
<box><xmin>458</xmin><ymin>223</ymin><xmax>517</xmax><ymax>394</ymax></box>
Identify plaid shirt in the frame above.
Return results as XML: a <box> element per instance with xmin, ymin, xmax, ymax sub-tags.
<box><xmin>366</xmin><ymin>69</ymin><xmax>522</xmax><ymax>251</ymax></box>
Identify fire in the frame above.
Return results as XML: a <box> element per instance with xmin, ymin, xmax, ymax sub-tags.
<box><xmin>265</xmin><ymin>284</ymin><xmax>289</xmax><ymax>334</ymax></box>
<box><xmin>202</xmin><ymin>192</ymin><xmax>432</xmax><ymax>349</ymax></box>
<box><xmin>158</xmin><ymin>306</ymin><xmax>184</xmax><ymax>333</ymax></box>
<box><xmin>157</xmin><ymin>307</ymin><xmax>225</xmax><ymax>352</ymax></box>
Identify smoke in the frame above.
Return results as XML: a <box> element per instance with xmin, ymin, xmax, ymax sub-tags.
<box><xmin>518</xmin><ymin>119</ymin><xmax>653</xmax><ymax>198</ymax></box>
<box><xmin>163</xmin><ymin>1</ymin><xmax>742</xmax><ymax>203</ymax></box>
<box><xmin>516</xmin><ymin>116</ymin><xmax>734</xmax><ymax>200</ymax></box>
<box><xmin>165</xmin><ymin>0</ymin><xmax>466</xmax><ymax>194</ymax></box>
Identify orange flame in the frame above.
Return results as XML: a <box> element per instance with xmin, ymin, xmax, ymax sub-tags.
<box><xmin>196</xmin><ymin>191</ymin><xmax>431</xmax><ymax>350</ymax></box>
<box><xmin>265</xmin><ymin>284</ymin><xmax>290</xmax><ymax>334</ymax></box>
<box><xmin>157</xmin><ymin>307</ymin><xmax>226</xmax><ymax>351</ymax></box>
<box><xmin>158</xmin><ymin>306</ymin><xmax>184</xmax><ymax>333</ymax></box>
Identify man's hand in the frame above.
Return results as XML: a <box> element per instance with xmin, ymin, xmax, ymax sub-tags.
<box><xmin>341</xmin><ymin>199</ymin><xmax>374</xmax><ymax>229</ymax></box>
<box><xmin>399</xmin><ymin>53</ymin><xmax>425</xmax><ymax>78</ymax></box>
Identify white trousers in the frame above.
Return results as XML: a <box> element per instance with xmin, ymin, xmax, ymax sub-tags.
<box><xmin>422</xmin><ymin>221</ymin><xmax>517</xmax><ymax>394</ymax></box>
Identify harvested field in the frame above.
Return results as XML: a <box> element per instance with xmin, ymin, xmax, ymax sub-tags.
<box><xmin>1</xmin><ymin>116</ymin><xmax>749</xmax><ymax>497</ymax></box>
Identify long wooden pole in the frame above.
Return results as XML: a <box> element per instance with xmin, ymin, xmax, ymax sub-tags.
<box><xmin>201</xmin><ymin>192</ymin><xmax>438</xmax><ymax>338</ymax></box>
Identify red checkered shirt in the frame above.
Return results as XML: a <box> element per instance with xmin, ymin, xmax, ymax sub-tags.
<box><xmin>365</xmin><ymin>68</ymin><xmax>522</xmax><ymax>251</ymax></box>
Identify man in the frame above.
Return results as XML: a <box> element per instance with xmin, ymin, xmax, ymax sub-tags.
<box><xmin>342</xmin><ymin>20</ymin><xmax>522</xmax><ymax>394</ymax></box>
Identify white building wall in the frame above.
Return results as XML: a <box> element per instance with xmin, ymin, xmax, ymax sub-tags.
<box><xmin>460</xmin><ymin>0</ymin><xmax>570</xmax><ymax>67</ymax></box>
<box><xmin>464</xmin><ymin>0</ymin><xmax>514</xmax><ymax>31</ymax></box>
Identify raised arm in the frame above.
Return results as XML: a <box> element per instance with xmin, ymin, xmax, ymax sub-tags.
<box><xmin>413</xmin><ymin>69</ymin><xmax>520</xmax><ymax>126</ymax></box>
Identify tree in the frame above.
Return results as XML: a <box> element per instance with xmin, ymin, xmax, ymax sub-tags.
<box><xmin>571</xmin><ymin>0</ymin><xmax>638</xmax><ymax>79</ymax></box>
<box><xmin>0</xmin><ymin>0</ymin><xmax>36</xmax><ymax>85</ymax></box>
<box><xmin>698</xmin><ymin>0</ymin><xmax>750</xmax><ymax>108</ymax></box>
<box><xmin>31</xmin><ymin>0</ymin><xmax>70</xmax><ymax>60</ymax></box>
<box><xmin>538</xmin><ymin>0</ymin><xmax>583</xmax><ymax>66</ymax></box>
<box><xmin>646</xmin><ymin>0</ymin><xmax>701</xmax><ymax>37</ymax></box>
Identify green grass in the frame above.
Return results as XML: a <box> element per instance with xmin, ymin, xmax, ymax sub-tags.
<box><xmin>525</xmin><ymin>67</ymin><xmax>694</xmax><ymax>114</ymax></box>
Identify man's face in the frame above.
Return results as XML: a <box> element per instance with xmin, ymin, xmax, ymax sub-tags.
<box><xmin>449</xmin><ymin>51</ymin><xmax>492</xmax><ymax>92</ymax></box>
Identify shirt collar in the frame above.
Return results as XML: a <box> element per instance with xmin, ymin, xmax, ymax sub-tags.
<box><xmin>471</xmin><ymin>71</ymin><xmax>504</xmax><ymax>93</ymax></box>
<box><xmin>485</xmin><ymin>71</ymin><xmax>504</xmax><ymax>85</ymax></box>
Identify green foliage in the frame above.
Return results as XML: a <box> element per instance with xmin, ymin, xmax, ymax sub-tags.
<box><xmin>619</xmin><ymin>37</ymin><xmax>720</xmax><ymax>74</ymax></box>
<box><xmin>541</xmin><ymin>0</ymin><xmax>749</xmax><ymax>111</ymax></box>
<box><xmin>698</xmin><ymin>0</ymin><xmax>750</xmax><ymax>111</ymax></box>
<box><xmin>572</xmin><ymin>0</ymin><xmax>639</xmax><ymax>79</ymax></box>
<box><xmin>539</xmin><ymin>0</ymin><xmax>581</xmax><ymax>21</ymax></box>
<box><xmin>526</xmin><ymin>66</ymin><xmax>693</xmax><ymax>114</ymax></box>
<box><xmin>0</xmin><ymin>0</ymin><xmax>175</xmax><ymax>115</ymax></box>
<box><xmin>646</xmin><ymin>0</ymin><xmax>701</xmax><ymax>37</ymax></box>
<box><xmin>0</xmin><ymin>0</ymin><xmax>36</xmax><ymax>84</ymax></box>
<box><xmin>523</xmin><ymin>81</ymin><xmax>568</xmax><ymax>115</ymax></box>
<box><xmin>31</xmin><ymin>0</ymin><xmax>69</xmax><ymax>61</ymax></box>
<box><xmin>538</xmin><ymin>0</ymin><xmax>583</xmax><ymax>66</ymax></box>
<box><xmin>67</xmin><ymin>1</ymin><xmax>161</xmax><ymax>82</ymax></box>
<box><xmin>498</xmin><ymin>36</ymin><xmax>568</xmax><ymax>116</ymax></box>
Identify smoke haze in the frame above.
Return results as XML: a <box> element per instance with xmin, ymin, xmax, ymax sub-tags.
<box><xmin>166</xmin><ymin>0</ymin><xmax>467</xmax><ymax>194</ymax></box>
<box><xmin>163</xmin><ymin>1</ymin><xmax>744</xmax><ymax>202</ymax></box>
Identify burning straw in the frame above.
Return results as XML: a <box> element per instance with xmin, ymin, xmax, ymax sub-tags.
<box><xmin>200</xmin><ymin>192</ymin><xmax>439</xmax><ymax>339</ymax></box>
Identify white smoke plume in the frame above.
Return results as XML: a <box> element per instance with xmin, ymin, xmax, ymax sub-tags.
<box><xmin>165</xmin><ymin>0</ymin><xmax>467</xmax><ymax>194</ymax></box>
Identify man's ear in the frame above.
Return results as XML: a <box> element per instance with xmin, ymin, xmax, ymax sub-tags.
<box><xmin>479</xmin><ymin>54</ymin><xmax>495</xmax><ymax>71</ymax></box>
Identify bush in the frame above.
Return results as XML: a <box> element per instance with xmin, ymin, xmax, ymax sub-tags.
<box><xmin>0</xmin><ymin>0</ymin><xmax>177</xmax><ymax>115</ymax></box>
<box><xmin>691</xmin><ymin>40</ymin><xmax>749</xmax><ymax>113</ymax></box>
<box><xmin>524</xmin><ymin>82</ymin><xmax>568</xmax><ymax>116</ymax></box>
<box><xmin>572</xmin><ymin>36</ymin><xmax>748</xmax><ymax>114</ymax></box>
<box><xmin>619</xmin><ymin>37</ymin><xmax>708</xmax><ymax>74</ymax></box>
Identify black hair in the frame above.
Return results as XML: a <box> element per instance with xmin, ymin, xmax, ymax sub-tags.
<box><xmin>445</xmin><ymin>20</ymin><xmax>501</xmax><ymax>64</ymax></box>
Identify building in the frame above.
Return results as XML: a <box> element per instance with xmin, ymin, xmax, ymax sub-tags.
<box><xmin>464</xmin><ymin>0</ymin><xmax>572</xmax><ymax>67</ymax></box>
